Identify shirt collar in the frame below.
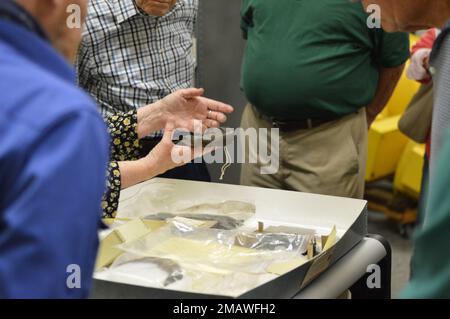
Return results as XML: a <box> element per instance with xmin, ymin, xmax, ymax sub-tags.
<box><xmin>113</xmin><ymin>0</ymin><xmax>140</xmax><ymax>24</ymax></box>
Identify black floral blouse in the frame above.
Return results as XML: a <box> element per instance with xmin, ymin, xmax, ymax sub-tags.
<box><xmin>102</xmin><ymin>111</ymin><xmax>142</xmax><ymax>218</ymax></box>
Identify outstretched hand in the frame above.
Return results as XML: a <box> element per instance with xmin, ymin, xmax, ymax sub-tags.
<box><xmin>157</xmin><ymin>88</ymin><xmax>234</xmax><ymax>132</ymax></box>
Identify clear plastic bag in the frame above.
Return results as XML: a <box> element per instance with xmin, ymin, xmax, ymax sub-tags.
<box><xmin>96</xmin><ymin>253</ymin><xmax>187</xmax><ymax>289</ymax></box>
<box><xmin>141</xmin><ymin>200</ymin><xmax>255</xmax><ymax>231</ymax></box>
<box><xmin>116</xmin><ymin>219</ymin><xmax>309</xmax><ymax>275</ymax></box>
<box><xmin>182</xmin><ymin>268</ymin><xmax>277</xmax><ymax>297</ymax></box>
<box><xmin>127</xmin><ymin>199</ymin><xmax>256</xmax><ymax>230</ymax></box>
<box><xmin>115</xmin><ymin>181</ymin><xmax>255</xmax><ymax>226</ymax></box>
<box><xmin>234</xmin><ymin>231</ymin><xmax>311</xmax><ymax>253</ymax></box>
<box><xmin>98</xmin><ymin>252</ymin><xmax>277</xmax><ymax>297</ymax></box>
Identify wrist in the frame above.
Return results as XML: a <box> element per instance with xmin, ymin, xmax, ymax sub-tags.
<box><xmin>118</xmin><ymin>157</ymin><xmax>161</xmax><ymax>189</ymax></box>
<box><xmin>141</xmin><ymin>153</ymin><xmax>163</xmax><ymax>178</ymax></box>
<box><xmin>137</xmin><ymin>102</ymin><xmax>166</xmax><ymax>139</ymax></box>
<box><xmin>152</xmin><ymin>100</ymin><xmax>171</xmax><ymax>128</ymax></box>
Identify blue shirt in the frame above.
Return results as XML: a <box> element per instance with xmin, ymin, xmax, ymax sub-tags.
<box><xmin>0</xmin><ymin>12</ymin><xmax>109</xmax><ymax>297</ymax></box>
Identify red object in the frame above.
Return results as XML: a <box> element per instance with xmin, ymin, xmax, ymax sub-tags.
<box><xmin>411</xmin><ymin>29</ymin><xmax>437</xmax><ymax>55</ymax></box>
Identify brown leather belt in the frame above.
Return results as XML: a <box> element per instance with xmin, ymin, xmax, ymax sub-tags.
<box><xmin>254</xmin><ymin>106</ymin><xmax>342</xmax><ymax>132</ymax></box>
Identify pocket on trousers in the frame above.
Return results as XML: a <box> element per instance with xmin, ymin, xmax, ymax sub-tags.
<box><xmin>342</xmin><ymin>130</ymin><xmax>360</xmax><ymax>177</ymax></box>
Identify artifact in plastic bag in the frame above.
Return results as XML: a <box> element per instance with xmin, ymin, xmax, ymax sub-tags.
<box><xmin>103</xmin><ymin>253</ymin><xmax>184</xmax><ymax>287</ymax></box>
<box><xmin>116</xmin><ymin>180</ymin><xmax>256</xmax><ymax>221</ymax></box>
<box><xmin>143</xmin><ymin>200</ymin><xmax>256</xmax><ymax>230</ymax></box>
<box><xmin>144</xmin><ymin>212</ymin><xmax>243</xmax><ymax>230</ymax></box>
<box><xmin>234</xmin><ymin>231</ymin><xmax>312</xmax><ymax>254</ymax></box>
<box><xmin>175</xmin><ymin>200</ymin><xmax>255</xmax><ymax>219</ymax></box>
<box><xmin>117</xmin><ymin>220</ymin><xmax>307</xmax><ymax>275</ymax></box>
<box><xmin>117</xmin><ymin>182</ymin><xmax>177</xmax><ymax>219</ymax></box>
<box><xmin>102</xmin><ymin>253</ymin><xmax>277</xmax><ymax>296</ymax></box>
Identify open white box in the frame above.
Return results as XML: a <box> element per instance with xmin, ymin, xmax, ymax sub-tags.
<box><xmin>92</xmin><ymin>178</ymin><xmax>367</xmax><ymax>299</ymax></box>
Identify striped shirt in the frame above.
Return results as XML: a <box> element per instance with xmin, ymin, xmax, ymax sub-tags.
<box><xmin>77</xmin><ymin>0</ymin><xmax>197</xmax><ymax>118</ymax></box>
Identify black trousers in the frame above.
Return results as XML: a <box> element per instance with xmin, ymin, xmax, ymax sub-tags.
<box><xmin>140</xmin><ymin>138</ymin><xmax>211</xmax><ymax>182</ymax></box>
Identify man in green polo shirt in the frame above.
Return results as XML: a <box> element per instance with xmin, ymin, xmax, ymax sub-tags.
<box><xmin>239</xmin><ymin>0</ymin><xmax>409</xmax><ymax>199</ymax></box>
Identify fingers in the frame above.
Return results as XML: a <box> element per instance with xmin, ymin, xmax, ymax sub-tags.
<box><xmin>204</xmin><ymin>119</ymin><xmax>220</xmax><ymax>128</ymax></box>
<box><xmin>180</xmin><ymin>88</ymin><xmax>205</xmax><ymax>99</ymax></box>
<box><xmin>207</xmin><ymin>111</ymin><xmax>227</xmax><ymax>123</ymax></box>
<box><xmin>201</xmin><ymin>97</ymin><xmax>234</xmax><ymax>114</ymax></box>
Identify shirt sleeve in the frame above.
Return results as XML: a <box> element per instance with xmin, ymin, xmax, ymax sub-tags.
<box><xmin>0</xmin><ymin>110</ymin><xmax>109</xmax><ymax>298</ymax></box>
<box><xmin>375</xmin><ymin>30</ymin><xmax>410</xmax><ymax>68</ymax></box>
<box><xmin>240</xmin><ymin>0</ymin><xmax>253</xmax><ymax>40</ymax></box>
<box><xmin>102</xmin><ymin>162</ymin><xmax>122</xmax><ymax>219</ymax></box>
<box><xmin>401</xmin><ymin>128</ymin><xmax>450</xmax><ymax>299</ymax></box>
<box><xmin>106</xmin><ymin>110</ymin><xmax>141</xmax><ymax>162</ymax></box>
<box><xmin>102</xmin><ymin>110</ymin><xmax>141</xmax><ymax>218</ymax></box>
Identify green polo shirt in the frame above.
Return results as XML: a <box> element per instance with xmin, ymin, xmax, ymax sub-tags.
<box><xmin>241</xmin><ymin>0</ymin><xmax>410</xmax><ymax>120</ymax></box>
<box><xmin>401</xmin><ymin>127</ymin><xmax>450</xmax><ymax>299</ymax></box>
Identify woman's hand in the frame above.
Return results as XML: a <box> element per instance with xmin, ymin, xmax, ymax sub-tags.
<box><xmin>137</xmin><ymin>88</ymin><xmax>234</xmax><ymax>138</ymax></box>
<box><xmin>119</xmin><ymin>122</ymin><xmax>203</xmax><ymax>189</ymax></box>
<box><xmin>157</xmin><ymin>88</ymin><xmax>234</xmax><ymax>132</ymax></box>
<box><xmin>143</xmin><ymin>123</ymin><xmax>195</xmax><ymax>176</ymax></box>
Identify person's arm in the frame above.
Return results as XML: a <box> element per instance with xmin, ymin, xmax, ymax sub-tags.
<box><xmin>101</xmin><ymin>122</ymin><xmax>203</xmax><ymax>218</ymax></box>
<box><xmin>137</xmin><ymin>88</ymin><xmax>233</xmax><ymax>138</ymax></box>
<box><xmin>366</xmin><ymin>64</ymin><xmax>405</xmax><ymax>126</ymax></box>
<box><xmin>106</xmin><ymin>111</ymin><xmax>143</xmax><ymax>162</ymax></box>
<box><xmin>0</xmin><ymin>111</ymin><xmax>109</xmax><ymax>298</ymax></box>
<box><xmin>107</xmin><ymin>89</ymin><xmax>223</xmax><ymax>155</ymax></box>
<box><xmin>101</xmin><ymin>89</ymin><xmax>233</xmax><ymax>217</ymax></box>
<box><xmin>367</xmin><ymin>29</ymin><xmax>410</xmax><ymax>126</ymax></box>
<box><xmin>105</xmin><ymin>88</ymin><xmax>233</xmax><ymax>162</ymax></box>
<box><xmin>102</xmin><ymin>162</ymin><xmax>122</xmax><ymax>218</ymax></box>
<box><xmin>117</xmin><ymin>133</ymin><xmax>178</xmax><ymax>189</ymax></box>
<box><xmin>102</xmin><ymin>157</ymin><xmax>168</xmax><ymax>219</ymax></box>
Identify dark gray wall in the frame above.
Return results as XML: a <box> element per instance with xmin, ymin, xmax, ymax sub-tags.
<box><xmin>197</xmin><ymin>0</ymin><xmax>247</xmax><ymax>185</ymax></box>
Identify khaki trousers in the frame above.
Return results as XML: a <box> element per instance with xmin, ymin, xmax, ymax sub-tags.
<box><xmin>240</xmin><ymin>104</ymin><xmax>368</xmax><ymax>199</ymax></box>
